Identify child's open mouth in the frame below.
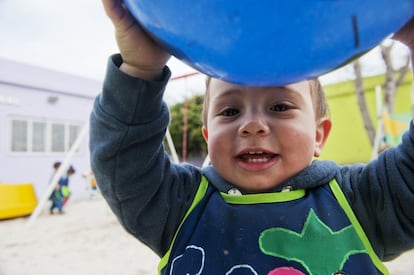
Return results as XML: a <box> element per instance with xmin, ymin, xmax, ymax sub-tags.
<box><xmin>237</xmin><ymin>151</ymin><xmax>277</xmax><ymax>163</ymax></box>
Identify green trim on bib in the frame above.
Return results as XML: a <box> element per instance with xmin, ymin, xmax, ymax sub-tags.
<box><xmin>221</xmin><ymin>189</ymin><xmax>306</xmax><ymax>204</ymax></box>
<box><xmin>158</xmin><ymin>177</ymin><xmax>388</xmax><ymax>274</ymax></box>
<box><xmin>329</xmin><ymin>179</ymin><xmax>389</xmax><ymax>275</ymax></box>
<box><xmin>158</xmin><ymin>177</ymin><xmax>209</xmax><ymax>274</ymax></box>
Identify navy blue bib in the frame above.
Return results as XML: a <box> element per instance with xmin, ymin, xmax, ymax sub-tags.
<box><xmin>159</xmin><ymin>178</ymin><xmax>388</xmax><ymax>275</ymax></box>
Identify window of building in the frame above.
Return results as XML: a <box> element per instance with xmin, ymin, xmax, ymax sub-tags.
<box><xmin>32</xmin><ymin>121</ymin><xmax>46</xmax><ymax>152</ymax></box>
<box><xmin>9</xmin><ymin>118</ymin><xmax>82</xmax><ymax>154</ymax></box>
<box><xmin>69</xmin><ymin>124</ymin><xmax>80</xmax><ymax>150</ymax></box>
<box><xmin>51</xmin><ymin>123</ymin><xmax>65</xmax><ymax>152</ymax></box>
<box><xmin>11</xmin><ymin>120</ymin><xmax>28</xmax><ymax>152</ymax></box>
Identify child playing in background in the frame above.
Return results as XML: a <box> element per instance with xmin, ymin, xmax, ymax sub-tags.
<box><xmin>59</xmin><ymin>165</ymin><xmax>75</xmax><ymax>206</ymax></box>
<box><xmin>83</xmin><ymin>170</ymin><xmax>99</xmax><ymax>199</ymax></box>
<box><xmin>49</xmin><ymin>161</ymin><xmax>62</xmax><ymax>214</ymax></box>
<box><xmin>90</xmin><ymin>0</ymin><xmax>414</xmax><ymax>273</ymax></box>
<box><xmin>50</xmin><ymin>165</ymin><xmax>75</xmax><ymax>214</ymax></box>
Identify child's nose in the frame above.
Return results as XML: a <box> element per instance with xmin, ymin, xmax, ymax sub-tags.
<box><xmin>238</xmin><ymin>117</ymin><xmax>270</xmax><ymax>137</ymax></box>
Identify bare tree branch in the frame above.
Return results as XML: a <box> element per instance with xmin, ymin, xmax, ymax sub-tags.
<box><xmin>380</xmin><ymin>43</ymin><xmax>397</xmax><ymax>113</ymax></box>
<box><xmin>353</xmin><ymin>59</ymin><xmax>376</xmax><ymax>146</ymax></box>
<box><xmin>395</xmin><ymin>54</ymin><xmax>410</xmax><ymax>87</ymax></box>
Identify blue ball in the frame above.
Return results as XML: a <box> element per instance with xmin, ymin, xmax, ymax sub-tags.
<box><xmin>124</xmin><ymin>1</ymin><xmax>414</xmax><ymax>85</ymax></box>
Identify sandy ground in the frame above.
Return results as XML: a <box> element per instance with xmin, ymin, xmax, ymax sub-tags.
<box><xmin>1</xmin><ymin>198</ymin><xmax>413</xmax><ymax>275</ymax></box>
<box><xmin>0</xmin><ymin>198</ymin><xmax>159</xmax><ymax>275</ymax></box>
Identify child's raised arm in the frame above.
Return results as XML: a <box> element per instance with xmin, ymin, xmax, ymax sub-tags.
<box><xmin>102</xmin><ymin>0</ymin><xmax>171</xmax><ymax>80</ymax></box>
<box><xmin>91</xmin><ymin>1</ymin><xmax>199</xmax><ymax>257</ymax></box>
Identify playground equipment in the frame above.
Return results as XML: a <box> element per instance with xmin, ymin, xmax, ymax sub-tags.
<box><xmin>0</xmin><ymin>183</ymin><xmax>38</xmax><ymax>220</ymax></box>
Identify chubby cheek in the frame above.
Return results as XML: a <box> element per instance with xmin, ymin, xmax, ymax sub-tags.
<box><xmin>283</xmin><ymin>125</ymin><xmax>316</xmax><ymax>159</ymax></box>
<box><xmin>206</xmin><ymin>126</ymin><xmax>232</xmax><ymax>164</ymax></box>
<box><xmin>207</xmin><ymin>132</ymin><xmax>225</xmax><ymax>157</ymax></box>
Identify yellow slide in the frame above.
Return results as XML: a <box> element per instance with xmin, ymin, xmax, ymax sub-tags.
<box><xmin>0</xmin><ymin>183</ymin><xmax>38</xmax><ymax>220</ymax></box>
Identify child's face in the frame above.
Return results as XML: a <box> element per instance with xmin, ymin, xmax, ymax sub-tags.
<box><xmin>202</xmin><ymin>79</ymin><xmax>331</xmax><ymax>193</ymax></box>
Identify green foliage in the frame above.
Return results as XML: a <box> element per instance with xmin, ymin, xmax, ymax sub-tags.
<box><xmin>167</xmin><ymin>94</ymin><xmax>207</xmax><ymax>159</ymax></box>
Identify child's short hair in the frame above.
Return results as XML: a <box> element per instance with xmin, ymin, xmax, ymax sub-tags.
<box><xmin>309</xmin><ymin>78</ymin><xmax>330</xmax><ymax>121</ymax></box>
<box><xmin>67</xmin><ymin>166</ymin><xmax>76</xmax><ymax>175</ymax></box>
<box><xmin>201</xmin><ymin>77</ymin><xmax>329</xmax><ymax>127</ymax></box>
<box><xmin>53</xmin><ymin>161</ymin><xmax>61</xmax><ymax>169</ymax></box>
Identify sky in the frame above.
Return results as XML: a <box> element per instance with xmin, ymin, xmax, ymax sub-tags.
<box><xmin>0</xmin><ymin>0</ymin><xmax>410</xmax><ymax>104</ymax></box>
<box><xmin>0</xmin><ymin>0</ymin><xmax>198</xmax><ymax>103</ymax></box>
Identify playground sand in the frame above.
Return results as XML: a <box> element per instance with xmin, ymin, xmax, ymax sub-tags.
<box><xmin>0</xmin><ymin>198</ymin><xmax>158</xmax><ymax>275</ymax></box>
<box><xmin>0</xmin><ymin>198</ymin><xmax>413</xmax><ymax>275</ymax></box>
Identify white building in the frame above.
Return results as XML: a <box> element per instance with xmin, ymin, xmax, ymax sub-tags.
<box><xmin>0</xmin><ymin>58</ymin><xmax>101</xmax><ymax>201</ymax></box>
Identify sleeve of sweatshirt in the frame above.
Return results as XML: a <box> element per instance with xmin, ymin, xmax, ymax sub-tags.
<box><xmin>339</xmin><ymin>121</ymin><xmax>414</xmax><ymax>261</ymax></box>
<box><xmin>89</xmin><ymin>54</ymin><xmax>202</xmax><ymax>257</ymax></box>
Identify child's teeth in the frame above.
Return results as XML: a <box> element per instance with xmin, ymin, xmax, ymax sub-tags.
<box><xmin>248</xmin><ymin>151</ymin><xmax>263</xmax><ymax>154</ymax></box>
<box><xmin>247</xmin><ymin>157</ymin><xmax>270</xmax><ymax>163</ymax></box>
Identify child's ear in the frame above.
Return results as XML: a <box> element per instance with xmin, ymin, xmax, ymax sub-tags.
<box><xmin>201</xmin><ymin>126</ymin><xmax>209</xmax><ymax>142</ymax></box>
<box><xmin>314</xmin><ymin>117</ymin><xmax>332</xmax><ymax>158</ymax></box>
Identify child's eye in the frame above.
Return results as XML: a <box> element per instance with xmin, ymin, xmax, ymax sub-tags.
<box><xmin>220</xmin><ymin>108</ymin><xmax>239</xmax><ymax>116</ymax></box>
<box><xmin>270</xmin><ymin>104</ymin><xmax>290</xmax><ymax>112</ymax></box>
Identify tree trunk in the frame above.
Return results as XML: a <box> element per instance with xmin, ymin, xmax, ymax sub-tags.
<box><xmin>353</xmin><ymin>59</ymin><xmax>376</xmax><ymax>146</ymax></box>
<box><xmin>381</xmin><ymin>43</ymin><xmax>411</xmax><ymax>115</ymax></box>
<box><xmin>182</xmin><ymin>99</ymin><xmax>188</xmax><ymax>162</ymax></box>
<box><xmin>380</xmin><ymin>43</ymin><xmax>397</xmax><ymax>114</ymax></box>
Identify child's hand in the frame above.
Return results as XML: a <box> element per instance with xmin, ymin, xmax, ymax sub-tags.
<box><xmin>102</xmin><ymin>0</ymin><xmax>171</xmax><ymax>80</ymax></box>
<box><xmin>392</xmin><ymin>17</ymin><xmax>414</xmax><ymax>50</ymax></box>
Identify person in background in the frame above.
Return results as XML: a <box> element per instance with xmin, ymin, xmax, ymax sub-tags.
<box><xmin>48</xmin><ymin>161</ymin><xmax>61</xmax><ymax>214</ymax></box>
<box><xmin>83</xmin><ymin>170</ymin><xmax>99</xmax><ymax>199</ymax></box>
<box><xmin>49</xmin><ymin>165</ymin><xmax>75</xmax><ymax>214</ymax></box>
<box><xmin>59</xmin><ymin>165</ymin><xmax>75</xmax><ymax>206</ymax></box>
